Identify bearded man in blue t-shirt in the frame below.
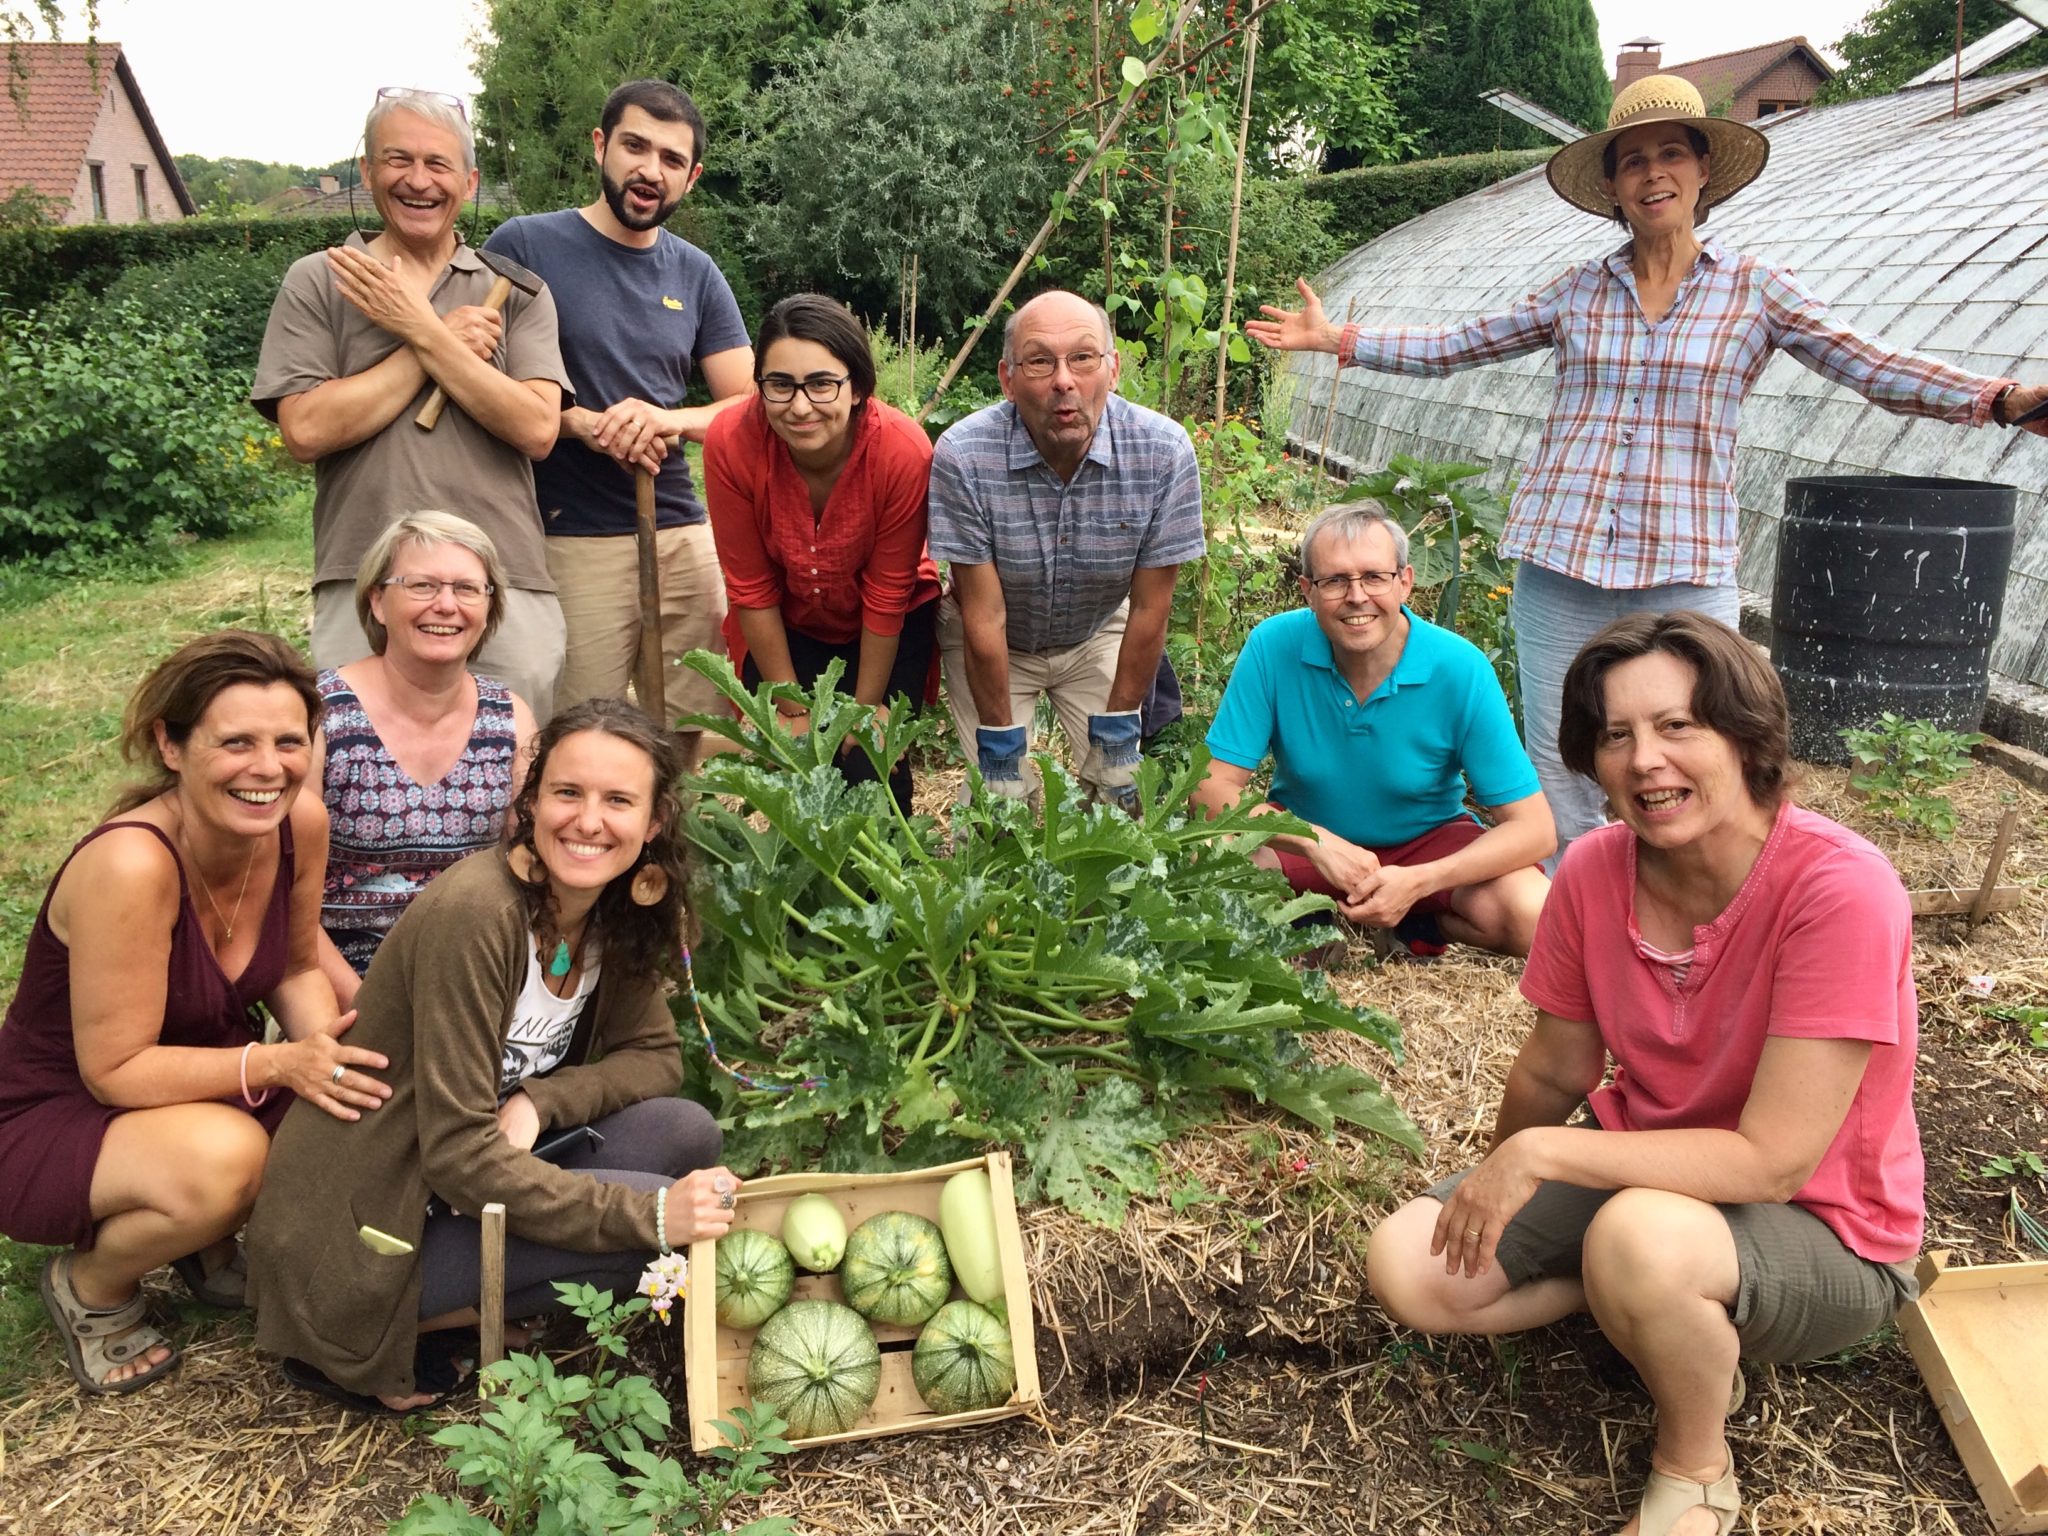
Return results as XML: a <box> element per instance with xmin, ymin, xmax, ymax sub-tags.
<box><xmin>1192</xmin><ymin>508</ymin><xmax>1554</xmax><ymax>958</ymax></box>
<box><xmin>486</xmin><ymin>80</ymin><xmax>754</xmax><ymax>746</ymax></box>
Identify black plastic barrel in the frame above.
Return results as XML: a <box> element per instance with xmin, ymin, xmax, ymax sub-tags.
<box><xmin>1770</xmin><ymin>475</ymin><xmax>2015</xmax><ymax>764</ymax></box>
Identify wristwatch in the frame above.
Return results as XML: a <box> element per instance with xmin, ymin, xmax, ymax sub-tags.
<box><xmin>1993</xmin><ymin>383</ymin><xmax>2016</xmax><ymax>426</ymax></box>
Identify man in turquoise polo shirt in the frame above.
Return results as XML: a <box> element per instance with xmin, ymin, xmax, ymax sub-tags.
<box><xmin>1192</xmin><ymin>507</ymin><xmax>1553</xmax><ymax>957</ymax></box>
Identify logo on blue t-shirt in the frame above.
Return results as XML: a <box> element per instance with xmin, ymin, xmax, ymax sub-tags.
<box><xmin>662</xmin><ymin>296</ymin><xmax>684</xmax><ymax>311</ymax></box>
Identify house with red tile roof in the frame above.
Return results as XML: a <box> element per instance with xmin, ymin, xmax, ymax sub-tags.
<box><xmin>1613</xmin><ymin>36</ymin><xmax>1835</xmax><ymax>122</ymax></box>
<box><xmin>0</xmin><ymin>43</ymin><xmax>194</xmax><ymax>224</ymax></box>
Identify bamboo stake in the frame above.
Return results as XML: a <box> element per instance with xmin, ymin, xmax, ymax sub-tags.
<box><xmin>908</xmin><ymin>253</ymin><xmax>919</xmax><ymax>390</ymax></box>
<box><xmin>1093</xmin><ymin>0</ymin><xmax>1112</xmax><ymax>309</ymax></box>
<box><xmin>1194</xmin><ymin>15</ymin><xmax>1261</xmax><ymax>685</ymax></box>
<box><xmin>1952</xmin><ymin>0</ymin><xmax>1965</xmax><ymax>119</ymax></box>
<box><xmin>1311</xmin><ymin>296</ymin><xmax>1357</xmax><ymax>498</ymax></box>
<box><xmin>916</xmin><ymin>0</ymin><xmax>1202</xmax><ymax>424</ymax></box>
<box><xmin>1210</xmin><ymin>15</ymin><xmax>1260</xmax><ymax>433</ymax></box>
<box><xmin>1160</xmin><ymin>27</ymin><xmax>1182</xmax><ymax>413</ymax></box>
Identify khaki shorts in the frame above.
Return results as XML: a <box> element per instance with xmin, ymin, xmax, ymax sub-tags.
<box><xmin>545</xmin><ymin>523</ymin><xmax>726</xmax><ymax>730</ymax></box>
<box><xmin>936</xmin><ymin>595</ymin><xmax>1127</xmax><ymax>796</ymax></box>
<box><xmin>1427</xmin><ymin>1168</ymin><xmax>1918</xmax><ymax>1364</ymax></box>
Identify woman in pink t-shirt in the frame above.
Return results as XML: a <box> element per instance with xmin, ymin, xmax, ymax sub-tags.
<box><xmin>1365</xmin><ymin>612</ymin><xmax>1923</xmax><ymax>1536</ymax></box>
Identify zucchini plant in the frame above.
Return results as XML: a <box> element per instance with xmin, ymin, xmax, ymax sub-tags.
<box><xmin>676</xmin><ymin>654</ymin><xmax>1420</xmax><ymax>1227</ymax></box>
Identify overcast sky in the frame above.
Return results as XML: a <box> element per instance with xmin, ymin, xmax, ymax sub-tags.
<box><xmin>68</xmin><ymin>0</ymin><xmax>1888</xmax><ymax>165</ymax></box>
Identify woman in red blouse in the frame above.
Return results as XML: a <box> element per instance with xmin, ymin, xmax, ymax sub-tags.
<box><xmin>703</xmin><ymin>294</ymin><xmax>941</xmax><ymax>809</ymax></box>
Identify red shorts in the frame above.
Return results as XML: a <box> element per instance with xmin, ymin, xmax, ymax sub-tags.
<box><xmin>1270</xmin><ymin>814</ymin><xmax>1487</xmax><ymax>915</ymax></box>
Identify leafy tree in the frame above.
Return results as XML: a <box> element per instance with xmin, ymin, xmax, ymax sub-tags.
<box><xmin>173</xmin><ymin>156</ymin><xmax>358</xmax><ymax>215</ymax></box>
<box><xmin>1390</xmin><ymin>0</ymin><xmax>1609</xmax><ymax>160</ymax></box>
<box><xmin>738</xmin><ymin>0</ymin><xmax>1061</xmax><ymax>338</ymax></box>
<box><xmin>1234</xmin><ymin>0</ymin><xmax>1422</xmax><ymax>171</ymax></box>
<box><xmin>473</xmin><ymin>0</ymin><xmax>849</xmax><ymax>210</ymax></box>
<box><xmin>1818</xmin><ymin>0</ymin><xmax>2048</xmax><ymax>102</ymax></box>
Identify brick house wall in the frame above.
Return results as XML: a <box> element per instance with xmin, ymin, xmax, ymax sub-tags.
<box><xmin>65</xmin><ymin>71</ymin><xmax>185</xmax><ymax>224</ymax></box>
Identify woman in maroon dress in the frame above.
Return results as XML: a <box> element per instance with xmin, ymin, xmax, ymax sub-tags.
<box><xmin>0</xmin><ymin>630</ymin><xmax>390</xmax><ymax>1395</ymax></box>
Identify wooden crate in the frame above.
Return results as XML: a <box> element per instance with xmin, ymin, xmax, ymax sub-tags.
<box><xmin>683</xmin><ymin>1151</ymin><xmax>1040</xmax><ymax>1453</ymax></box>
<box><xmin>1899</xmin><ymin>1250</ymin><xmax>2048</xmax><ymax>1534</ymax></box>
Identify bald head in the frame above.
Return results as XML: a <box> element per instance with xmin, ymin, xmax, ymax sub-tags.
<box><xmin>1002</xmin><ymin>291</ymin><xmax>1113</xmax><ymax>362</ymax></box>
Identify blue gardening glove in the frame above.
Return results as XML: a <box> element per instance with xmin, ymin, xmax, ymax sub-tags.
<box><xmin>974</xmin><ymin>724</ymin><xmax>1031</xmax><ymax>800</ymax></box>
<box><xmin>1084</xmin><ymin>710</ymin><xmax>1143</xmax><ymax>780</ymax></box>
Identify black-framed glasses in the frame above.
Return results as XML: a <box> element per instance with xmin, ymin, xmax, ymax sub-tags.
<box><xmin>1012</xmin><ymin>349</ymin><xmax>1107</xmax><ymax>380</ymax></box>
<box><xmin>376</xmin><ymin>85</ymin><xmax>469</xmax><ymax>122</ymax></box>
<box><xmin>759</xmin><ymin>372</ymin><xmax>851</xmax><ymax>404</ymax></box>
<box><xmin>1310</xmin><ymin>570</ymin><xmax>1402</xmax><ymax>598</ymax></box>
<box><xmin>382</xmin><ymin>576</ymin><xmax>493</xmax><ymax>605</ymax></box>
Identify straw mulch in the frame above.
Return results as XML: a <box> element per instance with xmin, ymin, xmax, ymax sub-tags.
<box><xmin>2</xmin><ymin>759</ymin><xmax>2043</xmax><ymax>1535</ymax></box>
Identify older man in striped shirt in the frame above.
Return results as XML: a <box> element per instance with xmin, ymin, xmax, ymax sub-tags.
<box><xmin>928</xmin><ymin>291</ymin><xmax>1205</xmax><ymax>809</ymax></box>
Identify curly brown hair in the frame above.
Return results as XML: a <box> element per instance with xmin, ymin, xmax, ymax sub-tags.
<box><xmin>505</xmin><ymin>698</ymin><xmax>692</xmax><ymax>989</ymax></box>
<box><xmin>1558</xmin><ymin>610</ymin><xmax>1793</xmax><ymax>808</ymax></box>
<box><xmin>112</xmin><ymin>630</ymin><xmax>323</xmax><ymax>816</ymax></box>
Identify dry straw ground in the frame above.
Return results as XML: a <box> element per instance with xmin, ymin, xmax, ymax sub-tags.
<box><xmin>2</xmin><ymin>757</ymin><xmax>2044</xmax><ymax>1536</ymax></box>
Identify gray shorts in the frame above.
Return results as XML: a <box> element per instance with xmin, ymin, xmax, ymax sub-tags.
<box><xmin>1426</xmin><ymin>1170</ymin><xmax>1918</xmax><ymax>1364</ymax></box>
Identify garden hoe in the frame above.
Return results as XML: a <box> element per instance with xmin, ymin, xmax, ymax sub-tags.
<box><xmin>411</xmin><ymin>249</ymin><xmax>545</xmax><ymax>430</ymax></box>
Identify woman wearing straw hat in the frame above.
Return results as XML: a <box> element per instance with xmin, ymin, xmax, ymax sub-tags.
<box><xmin>1249</xmin><ymin>74</ymin><xmax>2048</xmax><ymax>860</ymax></box>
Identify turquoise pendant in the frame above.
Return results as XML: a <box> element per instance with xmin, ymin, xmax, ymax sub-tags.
<box><xmin>549</xmin><ymin>938</ymin><xmax>572</xmax><ymax>978</ymax></box>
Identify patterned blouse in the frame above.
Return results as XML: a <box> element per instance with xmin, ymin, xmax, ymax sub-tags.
<box><xmin>1337</xmin><ymin>237</ymin><xmax>2008</xmax><ymax>590</ymax></box>
<box><xmin>316</xmin><ymin>668</ymin><xmax>519</xmax><ymax>973</ymax></box>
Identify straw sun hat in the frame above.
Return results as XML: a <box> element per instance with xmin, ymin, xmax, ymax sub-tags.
<box><xmin>1546</xmin><ymin>74</ymin><xmax>1770</xmax><ymax>223</ymax></box>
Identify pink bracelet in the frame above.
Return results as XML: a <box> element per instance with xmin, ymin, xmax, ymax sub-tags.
<box><xmin>239</xmin><ymin>1042</ymin><xmax>270</xmax><ymax>1109</ymax></box>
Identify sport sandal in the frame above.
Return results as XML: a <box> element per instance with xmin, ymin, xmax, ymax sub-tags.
<box><xmin>39</xmin><ymin>1253</ymin><xmax>182</xmax><ymax>1396</ymax></box>
<box><xmin>1636</xmin><ymin>1456</ymin><xmax>1740</xmax><ymax>1536</ymax></box>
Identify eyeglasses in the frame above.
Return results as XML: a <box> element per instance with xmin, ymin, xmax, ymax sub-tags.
<box><xmin>376</xmin><ymin>85</ymin><xmax>469</xmax><ymax>122</ymax></box>
<box><xmin>382</xmin><ymin>576</ymin><xmax>492</xmax><ymax>604</ymax></box>
<box><xmin>758</xmin><ymin>372</ymin><xmax>851</xmax><ymax>404</ymax></box>
<box><xmin>1011</xmin><ymin>349</ymin><xmax>1107</xmax><ymax>380</ymax></box>
<box><xmin>1310</xmin><ymin>570</ymin><xmax>1402</xmax><ymax>598</ymax></box>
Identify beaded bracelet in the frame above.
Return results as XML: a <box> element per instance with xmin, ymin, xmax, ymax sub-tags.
<box><xmin>239</xmin><ymin>1041</ymin><xmax>270</xmax><ymax>1109</ymax></box>
<box><xmin>655</xmin><ymin>1184</ymin><xmax>670</xmax><ymax>1255</ymax></box>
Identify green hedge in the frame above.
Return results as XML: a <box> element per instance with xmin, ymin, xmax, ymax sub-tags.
<box><xmin>1297</xmin><ymin>147</ymin><xmax>1554</xmax><ymax>249</ymax></box>
<box><xmin>0</xmin><ymin>209</ymin><xmax>514</xmax><ymax>310</ymax></box>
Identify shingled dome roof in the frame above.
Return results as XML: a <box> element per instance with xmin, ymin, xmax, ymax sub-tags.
<box><xmin>1283</xmin><ymin>69</ymin><xmax>2048</xmax><ymax>694</ymax></box>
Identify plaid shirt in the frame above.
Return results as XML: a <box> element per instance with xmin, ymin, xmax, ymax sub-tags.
<box><xmin>927</xmin><ymin>395</ymin><xmax>1205</xmax><ymax>652</ymax></box>
<box><xmin>1338</xmin><ymin>238</ymin><xmax>2010</xmax><ymax>589</ymax></box>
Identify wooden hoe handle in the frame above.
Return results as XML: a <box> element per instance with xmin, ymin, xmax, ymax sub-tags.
<box><xmin>413</xmin><ymin>273</ymin><xmax>514</xmax><ymax>431</ymax></box>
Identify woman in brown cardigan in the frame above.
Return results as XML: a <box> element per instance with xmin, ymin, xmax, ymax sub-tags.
<box><xmin>248</xmin><ymin>699</ymin><xmax>736</xmax><ymax>1413</ymax></box>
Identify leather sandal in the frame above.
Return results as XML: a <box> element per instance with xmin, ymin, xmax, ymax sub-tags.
<box><xmin>170</xmin><ymin>1239</ymin><xmax>248</xmax><ymax>1309</ymax></box>
<box><xmin>1636</xmin><ymin>1457</ymin><xmax>1740</xmax><ymax>1536</ymax></box>
<box><xmin>39</xmin><ymin>1253</ymin><xmax>182</xmax><ymax>1396</ymax></box>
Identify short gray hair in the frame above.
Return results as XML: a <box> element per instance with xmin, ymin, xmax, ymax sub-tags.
<box><xmin>356</xmin><ymin>510</ymin><xmax>507</xmax><ymax>654</ymax></box>
<box><xmin>365</xmin><ymin>89</ymin><xmax>476</xmax><ymax>173</ymax></box>
<box><xmin>1298</xmin><ymin>506</ymin><xmax>1409</xmax><ymax>580</ymax></box>
<box><xmin>1002</xmin><ymin>291</ymin><xmax>1115</xmax><ymax>363</ymax></box>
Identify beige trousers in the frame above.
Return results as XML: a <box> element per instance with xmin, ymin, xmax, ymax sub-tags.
<box><xmin>311</xmin><ymin>581</ymin><xmax>566</xmax><ymax>722</ymax></box>
<box><xmin>937</xmin><ymin>595</ymin><xmax>1128</xmax><ymax>796</ymax></box>
<box><xmin>545</xmin><ymin>523</ymin><xmax>728</xmax><ymax>730</ymax></box>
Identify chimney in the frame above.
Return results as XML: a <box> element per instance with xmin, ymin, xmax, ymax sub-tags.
<box><xmin>319</xmin><ymin>174</ymin><xmax>340</xmax><ymax>194</ymax></box>
<box><xmin>1615</xmin><ymin>37</ymin><xmax>1662</xmax><ymax>93</ymax></box>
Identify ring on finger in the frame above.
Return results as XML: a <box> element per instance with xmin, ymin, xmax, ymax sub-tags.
<box><xmin>331</xmin><ymin>1065</ymin><xmax>347</xmax><ymax>1086</ymax></box>
<box><xmin>1464</xmin><ymin>1226</ymin><xmax>1483</xmax><ymax>1238</ymax></box>
<box><xmin>717</xmin><ymin>1192</ymin><xmax>735</xmax><ymax>1210</ymax></box>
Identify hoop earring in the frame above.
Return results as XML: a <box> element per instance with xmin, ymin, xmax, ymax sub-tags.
<box><xmin>630</xmin><ymin>864</ymin><xmax>669</xmax><ymax>907</ymax></box>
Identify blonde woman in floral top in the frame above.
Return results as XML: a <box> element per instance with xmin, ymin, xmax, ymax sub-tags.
<box><xmin>1250</xmin><ymin>75</ymin><xmax>2048</xmax><ymax>862</ymax></box>
<box><xmin>313</xmin><ymin>512</ymin><xmax>536</xmax><ymax>1006</ymax></box>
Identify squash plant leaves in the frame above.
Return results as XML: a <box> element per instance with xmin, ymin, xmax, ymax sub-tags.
<box><xmin>674</xmin><ymin>653</ymin><xmax>1418</xmax><ymax>1227</ymax></box>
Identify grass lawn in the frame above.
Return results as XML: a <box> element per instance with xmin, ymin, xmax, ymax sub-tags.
<box><xmin>0</xmin><ymin>493</ymin><xmax>311</xmax><ymax>1398</ymax></box>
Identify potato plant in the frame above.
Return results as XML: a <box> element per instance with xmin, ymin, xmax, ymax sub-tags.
<box><xmin>677</xmin><ymin>655</ymin><xmax>1420</xmax><ymax>1226</ymax></box>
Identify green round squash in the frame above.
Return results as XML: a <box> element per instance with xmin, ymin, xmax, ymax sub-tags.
<box><xmin>912</xmin><ymin>1299</ymin><xmax>1017</xmax><ymax>1414</ymax></box>
<box><xmin>714</xmin><ymin>1227</ymin><xmax>796</xmax><ymax>1331</ymax></box>
<box><xmin>746</xmin><ymin>1299</ymin><xmax>881</xmax><ymax>1438</ymax></box>
<box><xmin>840</xmin><ymin>1210</ymin><xmax>953</xmax><ymax>1326</ymax></box>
